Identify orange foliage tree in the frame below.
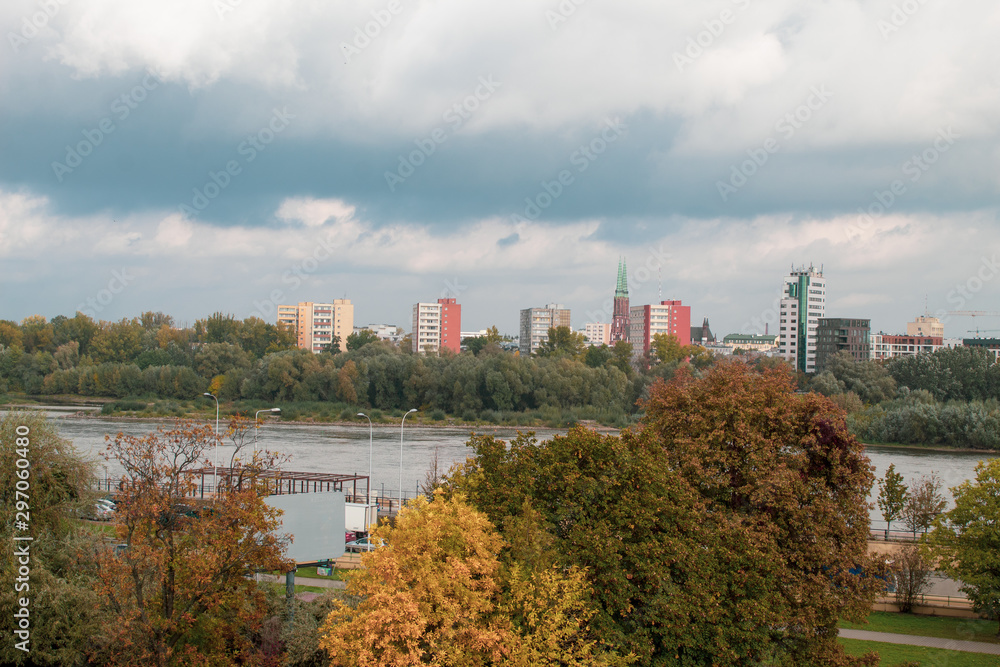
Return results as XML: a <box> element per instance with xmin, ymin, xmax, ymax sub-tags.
<box><xmin>92</xmin><ymin>419</ymin><xmax>293</xmax><ymax>666</ymax></box>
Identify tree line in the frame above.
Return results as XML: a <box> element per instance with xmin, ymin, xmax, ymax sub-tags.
<box><xmin>7</xmin><ymin>311</ymin><xmax>1000</xmax><ymax>446</ymax></box>
<box><xmin>809</xmin><ymin>346</ymin><xmax>1000</xmax><ymax>450</ymax></box>
<box><xmin>0</xmin><ymin>313</ymin><xmax>714</xmax><ymax>426</ymax></box>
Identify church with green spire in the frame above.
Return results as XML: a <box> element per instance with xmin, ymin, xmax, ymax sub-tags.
<box><xmin>610</xmin><ymin>257</ymin><xmax>630</xmax><ymax>343</ymax></box>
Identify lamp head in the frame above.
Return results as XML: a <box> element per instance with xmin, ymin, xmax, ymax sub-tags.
<box><xmin>271</xmin><ymin>408</ymin><xmax>281</xmax><ymax>413</ymax></box>
<box><xmin>357</xmin><ymin>412</ymin><xmax>366</xmax><ymax>418</ymax></box>
<box><xmin>408</xmin><ymin>408</ymin><xmax>417</xmax><ymax>413</ymax></box>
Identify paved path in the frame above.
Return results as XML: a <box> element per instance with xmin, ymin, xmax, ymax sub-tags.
<box><xmin>839</xmin><ymin>629</ymin><xmax>1000</xmax><ymax>655</ymax></box>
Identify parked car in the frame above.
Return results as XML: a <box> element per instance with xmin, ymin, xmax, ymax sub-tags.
<box><xmin>344</xmin><ymin>537</ymin><xmax>386</xmax><ymax>553</ymax></box>
<box><xmin>82</xmin><ymin>499</ymin><xmax>115</xmax><ymax>521</ymax></box>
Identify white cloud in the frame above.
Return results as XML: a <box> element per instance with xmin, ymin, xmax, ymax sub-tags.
<box><xmin>3</xmin><ymin>187</ymin><xmax>998</xmax><ymax>336</ymax></box>
<box><xmin>3</xmin><ymin>0</ymin><xmax>998</xmax><ymax>149</ymax></box>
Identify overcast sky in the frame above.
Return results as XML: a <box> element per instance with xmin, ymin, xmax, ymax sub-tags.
<box><xmin>2</xmin><ymin>0</ymin><xmax>999</xmax><ymax>338</ymax></box>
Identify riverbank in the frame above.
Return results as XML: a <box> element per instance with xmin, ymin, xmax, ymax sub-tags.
<box><xmin>0</xmin><ymin>393</ymin><xmax>627</xmax><ymax>432</ymax></box>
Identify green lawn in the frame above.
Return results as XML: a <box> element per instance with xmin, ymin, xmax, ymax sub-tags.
<box><xmin>268</xmin><ymin>566</ymin><xmax>349</xmax><ymax>581</ymax></box>
<box><xmin>292</xmin><ymin>566</ymin><xmax>349</xmax><ymax>581</ymax></box>
<box><xmin>841</xmin><ymin>612</ymin><xmax>999</xmax><ymax>645</ymax></box>
<box><xmin>840</xmin><ymin>638</ymin><xmax>998</xmax><ymax>666</ymax></box>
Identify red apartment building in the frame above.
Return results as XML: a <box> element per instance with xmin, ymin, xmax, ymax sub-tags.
<box><xmin>628</xmin><ymin>300</ymin><xmax>691</xmax><ymax>356</ymax></box>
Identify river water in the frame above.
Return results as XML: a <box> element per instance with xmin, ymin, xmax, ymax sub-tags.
<box><xmin>11</xmin><ymin>407</ymin><xmax>999</xmax><ymax>527</ymax></box>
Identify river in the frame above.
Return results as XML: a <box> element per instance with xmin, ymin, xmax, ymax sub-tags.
<box><xmin>11</xmin><ymin>407</ymin><xmax>1000</xmax><ymax>527</ymax></box>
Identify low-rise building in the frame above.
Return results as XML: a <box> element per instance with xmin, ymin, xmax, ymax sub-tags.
<box><xmin>722</xmin><ymin>333</ymin><xmax>778</xmax><ymax>352</ymax></box>
<box><xmin>870</xmin><ymin>333</ymin><xmax>943</xmax><ymax>360</ymax></box>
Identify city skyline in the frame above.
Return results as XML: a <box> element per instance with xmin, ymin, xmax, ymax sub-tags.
<box><xmin>2</xmin><ymin>2</ymin><xmax>998</xmax><ymax>338</ymax></box>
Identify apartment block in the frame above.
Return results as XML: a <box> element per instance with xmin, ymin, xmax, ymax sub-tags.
<box><xmin>815</xmin><ymin>318</ymin><xmax>871</xmax><ymax>372</ymax></box>
<box><xmin>412</xmin><ymin>298</ymin><xmax>461</xmax><ymax>354</ymax></box>
<box><xmin>777</xmin><ymin>265</ymin><xmax>826</xmax><ymax>373</ymax></box>
<box><xmin>519</xmin><ymin>303</ymin><xmax>571</xmax><ymax>356</ymax></box>
<box><xmin>582</xmin><ymin>322</ymin><xmax>611</xmax><ymax>346</ymax></box>
<box><xmin>628</xmin><ymin>300</ymin><xmax>691</xmax><ymax>356</ymax></box>
<box><xmin>870</xmin><ymin>333</ymin><xmax>943</xmax><ymax>360</ymax></box>
<box><xmin>277</xmin><ymin>300</ymin><xmax>353</xmax><ymax>353</ymax></box>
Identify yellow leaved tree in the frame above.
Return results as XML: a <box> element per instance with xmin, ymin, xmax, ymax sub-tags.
<box><xmin>319</xmin><ymin>491</ymin><xmax>630</xmax><ymax>666</ymax></box>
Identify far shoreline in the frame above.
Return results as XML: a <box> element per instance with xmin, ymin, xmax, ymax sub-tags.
<box><xmin>5</xmin><ymin>402</ymin><xmax>999</xmax><ymax>454</ymax></box>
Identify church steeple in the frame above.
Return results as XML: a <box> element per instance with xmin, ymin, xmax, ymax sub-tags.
<box><xmin>610</xmin><ymin>257</ymin><xmax>631</xmax><ymax>343</ymax></box>
<box><xmin>615</xmin><ymin>257</ymin><xmax>629</xmax><ymax>298</ymax></box>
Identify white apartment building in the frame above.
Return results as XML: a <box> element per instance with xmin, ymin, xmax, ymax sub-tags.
<box><xmin>777</xmin><ymin>265</ymin><xmax>826</xmax><ymax>373</ymax></box>
<box><xmin>582</xmin><ymin>322</ymin><xmax>611</xmax><ymax>346</ymax></box>
<box><xmin>413</xmin><ymin>302</ymin><xmax>443</xmax><ymax>353</ymax></box>
<box><xmin>519</xmin><ymin>304</ymin><xmax>571</xmax><ymax>356</ymax></box>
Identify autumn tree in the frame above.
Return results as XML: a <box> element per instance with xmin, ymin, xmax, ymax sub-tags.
<box><xmin>319</xmin><ymin>492</ymin><xmax>627</xmax><ymax>667</ymax></box>
<box><xmin>901</xmin><ymin>473</ymin><xmax>947</xmax><ymax>536</ymax></box>
<box><xmin>877</xmin><ymin>464</ymin><xmax>909</xmax><ymax>537</ymax></box>
<box><xmin>92</xmin><ymin>421</ymin><xmax>293</xmax><ymax>666</ymax></box>
<box><xmin>0</xmin><ymin>319</ymin><xmax>24</xmax><ymax>350</ymax></box>
<box><xmin>888</xmin><ymin>543</ymin><xmax>932</xmax><ymax>613</ymax></box>
<box><xmin>450</xmin><ymin>362</ymin><xmax>883</xmax><ymax>666</ymax></box>
<box><xmin>924</xmin><ymin>458</ymin><xmax>1000</xmax><ymax>635</ymax></box>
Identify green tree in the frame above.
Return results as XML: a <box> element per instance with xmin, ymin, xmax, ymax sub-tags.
<box><xmin>536</xmin><ymin>326</ymin><xmax>586</xmax><ymax>359</ymax></box>
<box><xmin>198</xmin><ymin>312</ymin><xmax>240</xmax><ymax>344</ymax></box>
<box><xmin>924</xmin><ymin>458</ymin><xmax>1000</xmax><ymax>634</ymax></box>
<box><xmin>20</xmin><ymin>314</ymin><xmax>55</xmax><ymax>353</ymax></box>
<box><xmin>52</xmin><ymin>312</ymin><xmax>100</xmax><ymax>357</ymax></box>
<box><xmin>0</xmin><ymin>411</ymin><xmax>108</xmax><ymax>666</ymax></box>
<box><xmin>609</xmin><ymin>340</ymin><xmax>634</xmax><ymax>379</ymax></box>
<box><xmin>450</xmin><ymin>363</ymin><xmax>882</xmax><ymax>666</ymax></box>
<box><xmin>90</xmin><ymin>318</ymin><xmax>145</xmax><ymax>364</ymax></box>
<box><xmin>826</xmin><ymin>351</ymin><xmax>897</xmax><ymax>404</ymax></box>
<box><xmin>321</xmin><ymin>335</ymin><xmax>342</xmax><ymax>354</ymax></box>
<box><xmin>346</xmin><ymin>329</ymin><xmax>380</xmax><ymax>351</ymax></box>
<box><xmin>139</xmin><ymin>311</ymin><xmax>175</xmax><ymax>332</ymax></box>
<box><xmin>877</xmin><ymin>463</ymin><xmax>909</xmax><ymax>537</ymax></box>
<box><xmin>0</xmin><ymin>320</ymin><xmax>24</xmax><ymax>350</ymax></box>
<box><xmin>649</xmin><ymin>332</ymin><xmax>695</xmax><ymax>365</ymax></box>
<box><xmin>583</xmin><ymin>344</ymin><xmax>613</xmax><ymax>368</ymax></box>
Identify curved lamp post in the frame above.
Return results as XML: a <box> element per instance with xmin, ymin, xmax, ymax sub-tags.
<box><xmin>399</xmin><ymin>409</ymin><xmax>417</xmax><ymax>507</ymax></box>
<box><xmin>357</xmin><ymin>413</ymin><xmax>373</xmax><ymax>505</ymax></box>
<box><xmin>203</xmin><ymin>392</ymin><xmax>219</xmax><ymax>492</ymax></box>
<box><xmin>254</xmin><ymin>408</ymin><xmax>281</xmax><ymax>457</ymax></box>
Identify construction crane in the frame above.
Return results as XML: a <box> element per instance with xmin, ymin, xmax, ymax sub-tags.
<box><xmin>967</xmin><ymin>328</ymin><xmax>1000</xmax><ymax>337</ymax></box>
<box><xmin>948</xmin><ymin>311</ymin><xmax>1000</xmax><ymax>318</ymax></box>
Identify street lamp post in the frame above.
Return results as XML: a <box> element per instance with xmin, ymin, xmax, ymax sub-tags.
<box><xmin>357</xmin><ymin>413</ymin><xmax>373</xmax><ymax>505</ymax></box>
<box><xmin>254</xmin><ymin>408</ymin><xmax>281</xmax><ymax>457</ymax></box>
<box><xmin>204</xmin><ymin>392</ymin><xmax>219</xmax><ymax>492</ymax></box>
<box><xmin>399</xmin><ymin>408</ymin><xmax>417</xmax><ymax>507</ymax></box>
